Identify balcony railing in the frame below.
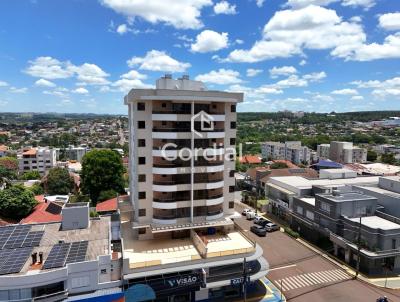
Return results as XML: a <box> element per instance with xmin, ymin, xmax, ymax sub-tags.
<box><xmin>153</xmin><ymin>128</ymin><xmax>225</xmax><ymax>132</ymax></box>
<box><xmin>152</xmin><ymin>110</ymin><xmax>225</xmax><ymax>115</ymax></box>
<box><xmin>153</xmin><ymin>161</ymin><xmax>224</xmax><ymax>168</ymax></box>
<box><xmin>153</xmin><ymin>145</ymin><xmax>224</xmax><ymax>150</ymax></box>
<box><xmin>153</xmin><ymin>178</ymin><xmax>223</xmax><ymax>186</ymax></box>
<box><xmin>153</xmin><ymin>193</ymin><xmax>223</xmax><ymax>203</ymax></box>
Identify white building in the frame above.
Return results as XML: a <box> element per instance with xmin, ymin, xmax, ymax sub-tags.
<box><xmin>261</xmin><ymin>141</ymin><xmax>311</xmax><ymax>164</ymax></box>
<box><xmin>65</xmin><ymin>146</ymin><xmax>87</xmax><ymax>162</ymax></box>
<box><xmin>317</xmin><ymin>141</ymin><xmax>367</xmax><ymax>164</ymax></box>
<box><xmin>0</xmin><ymin>203</ymin><xmax>122</xmax><ymax>301</ymax></box>
<box><xmin>18</xmin><ymin>147</ymin><xmax>57</xmax><ymax>175</ymax></box>
<box><xmin>122</xmin><ymin>75</ymin><xmax>268</xmax><ymax>301</ymax></box>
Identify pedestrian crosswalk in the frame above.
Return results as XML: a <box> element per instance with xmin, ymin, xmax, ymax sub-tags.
<box><xmin>275</xmin><ymin>269</ymin><xmax>350</xmax><ymax>292</ymax></box>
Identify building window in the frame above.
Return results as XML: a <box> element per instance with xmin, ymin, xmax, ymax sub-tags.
<box><xmin>161</xmin><ymin>121</ymin><xmax>167</xmax><ymax>126</ymax></box>
<box><xmin>320</xmin><ymin>202</ymin><xmax>331</xmax><ymax>213</ymax></box>
<box><xmin>138</xmin><ymin>121</ymin><xmax>145</xmax><ymax>129</ymax></box>
<box><xmin>100</xmin><ymin>269</ymin><xmax>107</xmax><ymax>274</ymax></box>
<box><xmin>138</xmin><ymin>174</ymin><xmax>146</xmax><ymax>182</ymax></box>
<box><xmin>231</xmin><ymin>105</ymin><xmax>236</xmax><ymax>112</ymax></box>
<box><xmin>137</xmin><ymin>102</ymin><xmax>145</xmax><ymax>111</ymax></box>
<box><xmin>138</xmin><ymin>228</ymin><xmax>146</xmax><ymax>234</ymax></box>
<box><xmin>162</xmin><ymin>103</ymin><xmax>167</xmax><ymax>108</ymax></box>
<box><xmin>138</xmin><ymin>209</ymin><xmax>146</xmax><ymax>217</ymax></box>
<box><xmin>296</xmin><ymin>206</ymin><xmax>303</xmax><ymax>215</ymax></box>
<box><xmin>229</xmin><ymin>186</ymin><xmax>235</xmax><ymax>193</ymax></box>
<box><xmin>306</xmin><ymin>210</ymin><xmax>314</xmax><ymax>220</ymax></box>
<box><xmin>230</xmin><ymin>138</ymin><xmax>236</xmax><ymax>145</ymax></box>
<box><xmin>229</xmin><ymin>170</ymin><xmax>235</xmax><ymax>177</ymax></box>
<box><xmin>138</xmin><ymin>139</ymin><xmax>146</xmax><ymax>147</ymax></box>
<box><xmin>229</xmin><ymin>201</ymin><xmax>234</xmax><ymax>209</ymax></box>
<box><xmin>138</xmin><ymin>157</ymin><xmax>146</xmax><ymax>165</ymax></box>
<box><xmin>212</xmin><ymin>104</ymin><xmax>217</xmax><ymax>109</ymax></box>
<box><xmin>392</xmin><ymin>239</ymin><xmax>396</xmax><ymax>249</ymax></box>
<box><xmin>230</xmin><ymin>122</ymin><xmax>236</xmax><ymax>129</ymax></box>
<box><xmin>138</xmin><ymin>192</ymin><xmax>146</xmax><ymax>199</ymax></box>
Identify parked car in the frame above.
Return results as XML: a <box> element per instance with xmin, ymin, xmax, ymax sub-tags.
<box><xmin>246</xmin><ymin>210</ymin><xmax>256</xmax><ymax>220</ymax></box>
<box><xmin>250</xmin><ymin>225</ymin><xmax>267</xmax><ymax>237</ymax></box>
<box><xmin>254</xmin><ymin>216</ymin><xmax>270</xmax><ymax>225</ymax></box>
<box><xmin>264</xmin><ymin>223</ymin><xmax>279</xmax><ymax>232</ymax></box>
<box><xmin>259</xmin><ymin>219</ymin><xmax>272</xmax><ymax>227</ymax></box>
<box><xmin>242</xmin><ymin>208</ymin><xmax>251</xmax><ymax>216</ymax></box>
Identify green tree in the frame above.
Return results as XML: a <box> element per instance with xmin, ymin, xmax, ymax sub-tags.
<box><xmin>367</xmin><ymin>150</ymin><xmax>378</xmax><ymax>162</ymax></box>
<box><xmin>29</xmin><ymin>183</ymin><xmax>44</xmax><ymax>195</ymax></box>
<box><xmin>45</xmin><ymin>167</ymin><xmax>74</xmax><ymax>195</ymax></box>
<box><xmin>81</xmin><ymin>149</ymin><xmax>125</xmax><ymax>203</ymax></box>
<box><xmin>98</xmin><ymin>189</ymin><xmax>118</xmax><ymax>202</ymax></box>
<box><xmin>270</xmin><ymin>162</ymin><xmax>289</xmax><ymax>169</ymax></box>
<box><xmin>20</xmin><ymin>170</ymin><xmax>41</xmax><ymax>180</ymax></box>
<box><xmin>382</xmin><ymin>153</ymin><xmax>397</xmax><ymax>165</ymax></box>
<box><xmin>0</xmin><ymin>186</ymin><xmax>37</xmax><ymax>220</ymax></box>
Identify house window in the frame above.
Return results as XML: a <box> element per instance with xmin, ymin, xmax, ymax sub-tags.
<box><xmin>392</xmin><ymin>239</ymin><xmax>396</xmax><ymax>249</ymax></box>
<box><xmin>306</xmin><ymin>210</ymin><xmax>314</xmax><ymax>220</ymax></box>
<box><xmin>320</xmin><ymin>202</ymin><xmax>331</xmax><ymax>213</ymax></box>
<box><xmin>229</xmin><ymin>201</ymin><xmax>234</xmax><ymax>209</ymax></box>
<box><xmin>138</xmin><ymin>228</ymin><xmax>146</xmax><ymax>234</ymax></box>
<box><xmin>229</xmin><ymin>186</ymin><xmax>235</xmax><ymax>193</ymax></box>
<box><xmin>231</xmin><ymin>105</ymin><xmax>236</xmax><ymax>112</ymax></box>
<box><xmin>162</xmin><ymin>103</ymin><xmax>167</xmax><ymax>108</ymax></box>
<box><xmin>230</xmin><ymin>122</ymin><xmax>236</xmax><ymax>129</ymax></box>
<box><xmin>100</xmin><ymin>269</ymin><xmax>107</xmax><ymax>274</ymax></box>
<box><xmin>138</xmin><ymin>157</ymin><xmax>146</xmax><ymax>165</ymax></box>
<box><xmin>138</xmin><ymin>139</ymin><xmax>146</xmax><ymax>147</ymax></box>
<box><xmin>138</xmin><ymin>209</ymin><xmax>146</xmax><ymax>216</ymax></box>
<box><xmin>138</xmin><ymin>121</ymin><xmax>145</xmax><ymax>129</ymax></box>
<box><xmin>138</xmin><ymin>192</ymin><xmax>146</xmax><ymax>199</ymax></box>
<box><xmin>230</xmin><ymin>138</ymin><xmax>236</xmax><ymax>145</ymax></box>
<box><xmin>229</xmin><ymin>170</ymin><xmax>235</xmax><ymax>177</ymax></box>
<box><xmin>138</xmin><ymin>174</ymin><xmax>146</xmax><ymax>182</ymax></box>
<box><xmin>137</xmin><ymin>102</ymin><xmax>145</xmax><ymax>111</ymax></box>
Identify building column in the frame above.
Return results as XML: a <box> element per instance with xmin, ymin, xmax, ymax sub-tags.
<box><xmin>345</xmin><ymin>249</ymin><xmax>351</xmax><ymax>263</ymax></box>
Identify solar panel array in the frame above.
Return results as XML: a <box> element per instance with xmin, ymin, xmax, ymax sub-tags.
<box><xmin>43</xmin><ymin>241</ymin><xmax>89</xmax><ymax>270</ymax></box>
<box><xmin>0</xmin><ymin>247</ymin><xmax>33</xmax><ymax>275</ymax></box>
<box><xmin>0</xmin><ymin>225</ymin><xmax>44</xmax><ymax>250</ymax></box>
<box><xmin>66</xmin><ymin>241</ymin><xmax>88</xmax><ymax>264</ymax></box>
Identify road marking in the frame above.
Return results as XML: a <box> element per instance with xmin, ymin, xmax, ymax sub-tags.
<box><xmin>275</xmin><ymin>269</ymin><xmax>350</xmax><ymax>292</ymax></box>
<box><xmin>269</xmin><ymin>264</ymin><xmax>297</xmax><ymax>271</ymax></box>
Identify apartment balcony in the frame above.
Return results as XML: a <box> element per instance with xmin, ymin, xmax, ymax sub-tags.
<box><xmin>152</xmin><ymin>128</ymin><xmax>225</xmax><ymax>139</ymax></box>
<box><xmin>152</xmin><ymin>178</ymin><xmax>224</xmax><ymax>192</ymax></box>
<box><xmin>152</xmin><ymin>193</ymin><xmax>224</xmax><ymax>209</ymax></box>
<box><xmin>206</xmin><ymin>209</ymin><xmax>224</xmax><ymax>220</ymax></box>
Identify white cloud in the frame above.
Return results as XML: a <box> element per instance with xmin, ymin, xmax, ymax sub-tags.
<box><xmin>379</xmin><ymin>12</ymin><xmax>400</xmax><ymax>31</ymax></box>
<box><xmin>341</xmin><ymin>0</ymin><xmax>375</xmax><ymax>10</ymax></box>
<box><xmin>256</xmin><ymin>86</ymin><xmax>284</xmax><ymax>94</ymax></box>
<box><xmin>269</xmin><ymin>66</ymin><xmax>297</xmax><ymax>78</ymax></box>
<box><xmin>112</xmin><ymin>70</ymin><xmax>152</xmax><ymax>92</ymax></box>
<box><xmin>303</xmin><ymin>71</ymin><xmax>327</xmax><ymax>82</ymax></box>
<box><xmin>246</xmin><ymin>68</ymin><xmax>263</xmax><ymax>77</ymax></box>
<box><xmin>313</xmin><ymin>94</ymin><xmax>334</xmax><ymax>102</ymax></box>
<box><xmin>25</xmin><ymin>56</ymin><xmax>110</xmax><ymax>85</ymax></box>
<box><xmin>24</xmin><ymin>56</ymin><xmax>74</xmax><ymax>79</ymax></box>
<box><xmin>101</xmin><ymin>0</ymin><xmax>212</xmax><ymax>30</ymax></box>
<box><xmin>299</xmin><ymin>59</ymin><xmax>307</xmax><ymax>66</ymax></box>
<box><xmin>274</xmin><ymin>75</ymin><xmax>307</xmax><ymax>88</ymax></box>
<box><xmin>69</xmin><ymin>63</ymin><xmax>110</xmax><ymax>85</ymax></box>
<box><xmin>73</xmin><ymin>87</ymin><xmax>89</xmax><ymax>94</ymax></box>
<box><xmin>116</xmin><ymin>24</ymin><xmax>128</xmax><ymax>35</ymax></box>
<box><xmin>9</xmin><ymin>87</ymin><xmax>28</xmax><ymax>94</ymax></box>
<box><xmin>256</xmin><ymin>0</ymin><xmax>265</xmax><ymax>7</ymax></box>
<box><xmin>34</xmin><ymin>79</ymin><xmax>56</xmax><ymax>87</ymax></box>
<box><xmin>213</xmin><ymin>1</ymin><xmax>236</xmax><ymax>15</ymax></box>
<box><xmin>226</xmin><ymin>5</ymin><xmax>366</xmax><ymax>62</ymax></box>
<box><xmin>43</xmin><ymin>87</ymin><xmax>69</xmax><ymax>98</ymax></box>
<box><xmin>351</xmin><ymin>95</ymin><xmax>364</xmax><ymax>100</ymax></box>
<box><xmin>190</xmin><ymin>30</ymin><xmax>228</xmax><ymax>53</ymax></box>
<box><xmin>349</xmin><ymin>16</ymin><xmax>362</xmax><ymax>23</ymax></box>
<box><xmin>352</xmin><ymin>76</ymin><xmax>400</xmax><ymax>99</ymax></box>
<box><xmin>127</xmin><ymin>50</ymin><xmax>191</xmax><ymax>72</ymax></box>
<box><xmin>285</xmin><ymin>0</ymin><xmax>376</xmax><ymax>9</ymax></box>
<box><xmin>191</xmin><ymin>30</ymin><xmax>229</xmax><ymax>53</ymax></box>
<box><xmin>195</xmin><ymin>69</ymin><xmax>242</xmax><ymax>85</ymax></box>
<box><xmin>331</xmin><ymin>88</ymin><xmax>359</xmax><ymax>95</ymax></box>
<box><xmin>0</xmin><ymin>81</ymin><xmax>9</xmax><ymax>87</ymax></box>
<box><xmin>235</xmin><ymin>39</ymin><xmax>244</xmax><ymax>45</ymax></box>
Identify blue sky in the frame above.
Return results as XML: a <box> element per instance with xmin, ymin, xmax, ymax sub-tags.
<box><xmin>0</xmin><ymin>0</ymin><xmax>399</xmax><ymax>114</ymax></box>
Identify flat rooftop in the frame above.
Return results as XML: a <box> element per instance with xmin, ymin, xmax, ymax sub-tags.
<box><xmin>320</xmin><ymin>192</ymin><xmax>377</xmax><ymax>203</ymax></box>
<box><xmin>0</xmin><ymin>217</ymin><xmax>110</xmax><ymax>276</ymax></box>
<box><xmin>348</xmin><ymin>216</ymin><xmax>400</xmax><ymax>230</ymax></box>
<box><xmin>300</xmin><ymin>197</ymin><xmax>316</xmax><ymax>206</ymax></box>
<box><xmin>121</xmin><ymin>221</ymin><xmax>254</xmax><ymax>269</ymax></box>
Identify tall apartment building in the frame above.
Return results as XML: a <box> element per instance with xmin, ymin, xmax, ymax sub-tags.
<box><xmin>18</xmin><ymin>147</ymin><xmax>57</xmax><ymax>175</ymax></box>
<box><xmin>122</xmin><ymin>75</ymin><xmax>268</xmax><ymax>301</ymax></box>
<box><xmin>65</xmin><ymin>146</ymin><xmax>87</xmax><ymax>162</ymax></box>
<box><xmin>261</xmin><ymin>141</ymin><xmax>310</xmax><ymax>164</ymax></box>
<box><xmin>317</xmin><ymin>141</ymin><xmax>367</xmax><ymax>164</ymax></box>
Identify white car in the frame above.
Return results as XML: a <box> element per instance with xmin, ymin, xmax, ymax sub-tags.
<box><xmin>253</xmin><ymin>215</ymin><xmax>265</xmax><ymax>224</ymax></box>
<box><xmin>242</xmin><ymin>208</ymin><xmax>251</xmax><ymax>216</ymax></box>
<box><xmin>246</xmin><ymin>210</ymin><xmax>256</xmax><ymax>220</ymax></box>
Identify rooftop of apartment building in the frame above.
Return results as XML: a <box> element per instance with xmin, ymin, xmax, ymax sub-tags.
<box><xmin>347</xmin><ymin>215</ymin><xmax>400</xmax><ymax>231</ymax></box>
<box><xmin>318</xmin><ymin>191</ymin><xmax>377</xmax><ymax>203</ymax></box>
<box><xmin>0</xmin><ymin>216</ymin><xmax>110</xmax><ymax>276</ymax></box>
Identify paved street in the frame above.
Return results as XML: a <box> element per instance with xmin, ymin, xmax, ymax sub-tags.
<box><xmin>234</xmin><ymin>214</ymin><xmax>400</xmax><ymax>301</ymax></box>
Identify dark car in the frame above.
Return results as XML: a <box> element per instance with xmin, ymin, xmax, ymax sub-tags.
<box><xmin>250</xmin><ymin>225</ymin><xmax>267</xmax><ymax>237</ymax></box>
<box><xmin>255</xmin><ymin>218</ymin><xmax>271</xmax><ymax>226</ymax></box>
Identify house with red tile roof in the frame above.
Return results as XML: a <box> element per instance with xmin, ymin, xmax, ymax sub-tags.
<box><xmin>239</xmin><ymin>155</ymin><xmax>262</xmax><ymax>165</ymax></box>
<box><xmin>20</xmin><ymin>195</ymin><xmax>62</xmax><ymax>224</ymax></box>
<box><xmin>96</xmin><ymin>195</ymin><xmax>128</xmax><ymax>213</ymax></box>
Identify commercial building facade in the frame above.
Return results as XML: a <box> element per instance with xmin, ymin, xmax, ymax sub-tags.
<box><xmin>123</xmin><ymin>75</ymin><xmax>268</xmax><ymax>301</ymax></box>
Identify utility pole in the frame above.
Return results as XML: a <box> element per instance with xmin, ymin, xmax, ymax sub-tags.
<box><xmin>356</xmin><ymin>215</ymin><xmax>362</xmax><ymax>278</ymax></box>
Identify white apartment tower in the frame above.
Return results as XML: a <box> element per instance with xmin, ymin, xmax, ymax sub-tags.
<box><xmin>18</xmin><ymin>147</ymin><xmax>57</xmax><ymax>175</ymax></box>
<box><xmin>122</xmin><ymin>76</ymin><xmax>268</xmax><ymax>301</ymax></box>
